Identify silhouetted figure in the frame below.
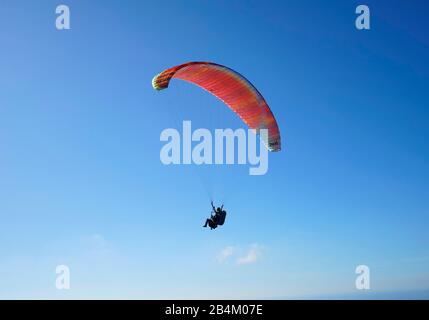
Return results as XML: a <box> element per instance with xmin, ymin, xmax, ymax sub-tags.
<box><xmin>203</xmin><ymin>201</ymin><xmax>227</xmax><ymax>230</ymax></box>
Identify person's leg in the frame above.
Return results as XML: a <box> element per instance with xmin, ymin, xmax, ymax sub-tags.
<box><xmin>203</xmin><ymin>219</ymin><xmax>210</xmax><ymax>227</ymax></box>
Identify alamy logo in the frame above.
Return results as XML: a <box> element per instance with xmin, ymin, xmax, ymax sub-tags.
<box><xmin>355</xmin><ymin>5</ymin><xmax>370</xmax><ymax>30</ymax></box>
<box><xmin>55</xmin><ymin>265</ymin><xmax>70</xmax><ymax>290</ymax></box>
<box><xmin>160</xmin><ymin>121</ymin><xmax>269</xmax><ymax>175</ymax></box>
<box><xmin>55</xmin><ymin>5</ymin><xmax>71</xmax><ymax>30</ymax></box>
<box><xmin>355</xmin><ymin>265</ymin><xmax>370</xmax><ymax>290</ymax></box>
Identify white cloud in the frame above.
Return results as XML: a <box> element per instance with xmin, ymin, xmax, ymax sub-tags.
<box><xmin>216</xmin><ymin>244</ymin><xmax>265</xmax><ymax>266</ymax></box>
<box><xmin>91</xmin><ymin>233</ymin><xmax>106</xmax><ymax>245</ymax></box>
<box><xmin>217</xmin><ymin>246</ymin><xmax>236</xmax><ymax>263</ymax></box>
<box><xmin>236</xmin><ymin>244</ymin><xmax>264</xmax><ymax>265</ymax></box>
<box><xmin>87</xmin><ymin>233</ymin><xmax>110</xmax><ymax>255</ymax></box>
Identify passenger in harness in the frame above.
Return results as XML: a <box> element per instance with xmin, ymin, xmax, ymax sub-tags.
<box><xmin>203</xmin><ymin>201</ymin><xmax>227</xmax><ymax>230</ymax></box>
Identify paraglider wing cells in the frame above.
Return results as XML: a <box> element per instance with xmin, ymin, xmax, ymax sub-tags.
<box><xmin>152</xmin><ymin>62</ymin><xmax>281</xmax><ymax>151</ymax></box>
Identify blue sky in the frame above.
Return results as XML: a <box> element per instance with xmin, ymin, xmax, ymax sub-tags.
<box><xmin>0</xmin><ymin>0</ymin><xmax>428</xmax><ymax>299</ymax></box>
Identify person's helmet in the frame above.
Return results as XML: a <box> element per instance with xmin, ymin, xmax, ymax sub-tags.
<box><xmin>217</xmin><ymin>207</ymin><xmax>221</xmax><ymax>211</ymax></box>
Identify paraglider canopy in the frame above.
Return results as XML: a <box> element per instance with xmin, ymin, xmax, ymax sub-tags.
<box><xmin>152</xmin><ymin>61</ymin><xmax>281</xmax><ymax>152</ymax></box>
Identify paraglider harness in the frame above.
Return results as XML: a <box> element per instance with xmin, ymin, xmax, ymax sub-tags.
<box><xmin>205</xmin><ymin>201</ymin><xmax>227</xmax><ymax>229</ymax></box>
